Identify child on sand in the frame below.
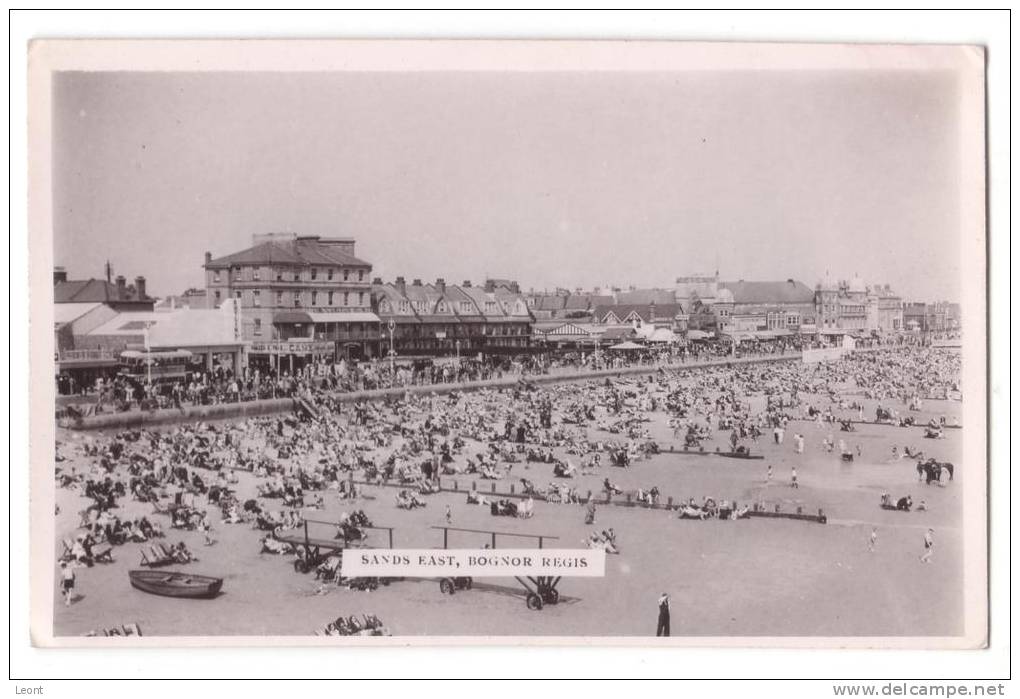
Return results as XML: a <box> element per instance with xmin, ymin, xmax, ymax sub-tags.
<box><xmin>920</xmin><ymin>528</ymin><xmax>934</xmax><ymax>563</ymax></box>
<box><xmin>59</xmin><ymin>561</ymin><xmax>76</xmax><ymax>607</ymax></box>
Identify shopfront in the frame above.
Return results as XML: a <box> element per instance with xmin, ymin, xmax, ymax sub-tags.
<box><xmin>247</xmin><ymin>339</ymin><xmax>336</xmax><ymax>375</ymax></box>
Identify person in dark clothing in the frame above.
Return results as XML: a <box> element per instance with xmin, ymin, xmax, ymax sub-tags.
<box><xmin>656</xmin><ymin>592</ymin><xmax>671</xmax><ymax>637</ymax></box>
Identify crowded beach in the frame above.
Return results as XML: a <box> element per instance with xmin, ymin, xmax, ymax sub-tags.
<box><xmin>53</xmin><ymin>346</ymin><xmax>964</xmax><ymax>637</ymax></box>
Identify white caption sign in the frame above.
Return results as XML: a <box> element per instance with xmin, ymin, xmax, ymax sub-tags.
<box><xmin>342</xmin><ymin>549</ymin><xmax>606</xmax><ymax>578</ymax></box>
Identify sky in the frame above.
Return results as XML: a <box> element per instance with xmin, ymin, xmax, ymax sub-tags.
<box><xmin>52</xmin><ymin>70</ymin><xmax>962</xmax><ymax>301</ymax></box>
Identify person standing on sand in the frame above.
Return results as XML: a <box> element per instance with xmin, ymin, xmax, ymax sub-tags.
<box><xmin>445</xmin><ymin>505</ymin><xmax>452</xmax><ymax>524</ymax></box>
<box><xmin>790</xmin><ymin>466</ymin><xmax>799</xmax><ymax>489</ymax></box>
<box><xmin>767</xmin><ymin>464</ymin><xmax>773</xmax><ymax>483</ymax></box>
<box><xmin>59</xmin><ymin>561</ymin><xmax>76</xmax><ymax>607</ymax></box>
<box><xmin>868</xmin><ymin>527</ymin><xmax>878</xmax><ymax>552</ymax></box>
<box><xmin>920</xmin><ymin>528</ymin><xmax>934</xmax><ymax>563</ymax></box>
<box><xmin>656</xmin><ymin>592</ymin><xmax>671</xmax><ymax>637</ymax></box>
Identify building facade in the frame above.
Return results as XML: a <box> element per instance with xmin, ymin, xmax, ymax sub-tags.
<box><xmin>204</xmin><ymin>233</ymin><xmax>381</xmax><ymax>368</ymax></box>
<box><xmin>373</xmin><ymin>278</ymin><xmax>534</xmax><ymax>358</ymax></box>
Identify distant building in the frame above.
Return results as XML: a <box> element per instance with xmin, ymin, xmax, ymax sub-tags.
<box><xmin>866</xmin><ymin>283</ymin><xmax>904</xmax><ymax>333</ymax></box>
<box><xmin>156</xmin><ymin>288</ymin><xmax>208</xmax><ymax>311</ymax></box>
<box><xmin>593</xmin><ymin>302</ymin><xmax>687</xmax><ymax>332</ymax></box>
<box><xmin>53</xmin><ymin>266</ymin><xmax>154</xmax><ymax>311</ymax></box>
<box><xmin>717</xmin><ymin>279</ymin><xmax>816</xmax><ymax>334</ymax></box>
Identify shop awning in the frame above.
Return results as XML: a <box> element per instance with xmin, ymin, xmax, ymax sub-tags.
<box><xmin>307</xmin><ymin>311</ymin><xmax>381</xmax><ymax>324</ymax></box>
<box><xmin>273</xmin><ymin>311</ymin><xmax>313</xmax><ymax>324</ymax></box>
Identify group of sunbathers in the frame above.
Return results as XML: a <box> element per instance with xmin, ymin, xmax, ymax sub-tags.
<box><xmin>318</xmin><ymin>614</ymin><xmax>388</xmax><ymax>636</ymax></box>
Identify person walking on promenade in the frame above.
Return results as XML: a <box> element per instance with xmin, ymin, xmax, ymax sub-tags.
<box><xmin>656</xmin><ymin>592</ymin><xmax>671</xmax><ymax>637</ymax></box>
<box><xmin>920</xmin><ymin>528</ymin><xmax>935</xmax><ymax>563</ymax></box>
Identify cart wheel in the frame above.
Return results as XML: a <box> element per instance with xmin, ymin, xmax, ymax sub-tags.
<box><xmin>464</xmin><ymin>577</ymin><xmax>473</xmax><ymax>590</ymax></box>
<box><xmin>543</xmin><ymin>588</ymin><xmax>559</xmax><ymax>605</ymax></box>
<box><xmin>526</xmin><ymin>592</ymin><xmax>543</xmax><ymax>610</ymax></box>
<box><xmin>440</xmin><ymin>578</ymin><xmax>454</xmax><ymax>595</ymax></box>
<box><xmin>293</xmin><ymin>559</ymin><xmax>308</xmax><ymax>574</ymax></box>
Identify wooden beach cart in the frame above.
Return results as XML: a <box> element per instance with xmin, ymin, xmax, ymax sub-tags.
<box><xmin>431</xmin><ymin>526</ymin><xmax>563</xmax><ymax>611</ymax></box>
<box><xmin>275</xmin><ymin>518</ymin><xmax>395</xmax><ymax>573</ymax></box>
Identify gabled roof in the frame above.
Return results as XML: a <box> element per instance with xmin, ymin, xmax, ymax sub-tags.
<box><xmin>593</xmin><ymin>303</ymin><xmax>686</xmax><ymax>323</ymax></box>
<box><xmin>719</xmin><ymin>280</ymin><xmax>814</xmax><ymax>305</ymax></box>
<box><xmin>206</xmin><ymin>240</ymin><xmax>371</xmax><ymax>269</ymax></box>
<box><xmin>54</xmin><ymin>279</ymin><xmax>151</xmax><ymax>304</ymax></box>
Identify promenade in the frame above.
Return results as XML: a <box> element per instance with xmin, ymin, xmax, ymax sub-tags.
<box><xmin>66</xmin><ymin>351</ymin><xmax>803</xmax><ymax>431</ymax></box>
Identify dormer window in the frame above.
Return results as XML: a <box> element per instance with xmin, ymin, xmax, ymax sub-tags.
<box><xmin>311</xmin><ymin>268</ymin><xmax>318</xmax><ymax>280</ymax></box>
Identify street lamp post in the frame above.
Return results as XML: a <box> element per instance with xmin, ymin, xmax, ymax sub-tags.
<box><xmin>143</xmin><ymin>322</ymin><xmax>153</xmax><ymax>389</ymax></box>
<box><xmin>387</xmin><ymin>320</ymin><xmax>396</xmax><ymax>382</ymax></box>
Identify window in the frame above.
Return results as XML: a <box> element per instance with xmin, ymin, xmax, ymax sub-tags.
<box><xmin>294</xmin><ymin>272</ymin><xmax>301</xmax><ymax>282</ymax></box>
<box><xmin>358</xmin><ymin>270</ymin><xmax>364</xmax><ymax>282</ymax></box>
<box><xmin>253</xmin><ymin>269</ymin><xmax>260</xmax><ymax>281</ymax></box>
<box><xmin>214</xmin><ymin>290</ymin><xmax>221</xmax><ymax>304</ymax></box>
<box><xmin>235</xmin><ymin>290</ymin><xmax>242</xmax><ymax>301</ymax></box>
<box><xmin>327</xmin><ymin>268</ymin><xmax>334</xmax><ymax>281</ymax></box>
<box><xmin>276</xmin><ymin>291</ymin><xmax>284</xmax><ymax>306</ymax></box>
<box><xmin>311</xmin><ymin>268</ymin><xmax>318</xmax><ymax>280</ymax></box>
<box><xmin>294</xmin><ymin>294</ymin><xmax>301</xmax><ymax>308</ymax></box>
<box><xmin>312</xmin><ymin>291</ymin><xmax>319</xmax><ymax>306</ymax></box>
<box><xmin>276</xmin><ymin>269</ymin><xmax>283</xmax><ymax>282</ymax></box>
<box><xmin>343</xmin><ymin>292</ymin><xmax>349</xmax><ymax>306</ymax></box>
<box><xmin>399</xmin><ymin>301</ymin><xmax>409</xmax><ymax>313</ymax></box>
<box><xmin>328</xmin><ymin>291</ymin><xmax>335</xmax><ymax>305</ymax></box>
<box><xmin>254</xmin><ymin>318</ymin><xmax>262</xmax><ymax>336</ymax></box>
<box><xmin>343</xmin><ymin>269</ymin><xmax>349</xmax><ymax>282</ymax></box>
<box><xmin>253</xmin><ymin>290</ymin><xmax>261</xmax><ymax>307</ymax></box>
<box><xmin>233</xmin><ymin>267</ymin><xmax>242</xmax><ymax>281</ymax></box>
<box><xmin>359</xmin><ymin>292</ymin><xmax>365</xmax><ymax>306</ymax></box>
<box><xmin>213</xmin><ymin>271</ymin><xmax>221</xmax><ymax>283</ymax></box>
<box><xmin>460</xmin><ymin>301</ymin><xmax>471</xmax><ymax>313</ymax></box>
<box><xmin>485</xmin><ymin>301</ymin><xmax>496</xmax><ymax>313</ymax></box>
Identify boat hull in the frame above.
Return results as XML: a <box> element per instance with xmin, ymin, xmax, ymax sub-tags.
<box><xmin>129</xmin><ymin>570</ymin><xmax>223</xmax><ymax>599</ymax></box>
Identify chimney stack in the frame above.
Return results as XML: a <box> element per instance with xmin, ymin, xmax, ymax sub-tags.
<box><xmin>115</xmin><ymin>275</ymin><xmax>127</xmax><ymax>299</ymax></box>
<box><xmin>484</xmin><ymin>280</ymin><xmax>495</xmax><ymax>293</ymax></box>
<box><xmin>204</xmin><ymin>251</ymin><xmax>212</xmax><ymax>266</ymax></box>
<box><xmin>135</xmin><ymin>276</ymin><xmax>147</xmax><ymax>300</ymax></box>
<box><xmin>395</xmin><ymin>276</ymin><xmax>407</xmax><ymax>294</ymax></box>
<box><xmin>510</xmin><ymin>281</ymin><xmax>520</xmax><ymax>294</ymax></box>
<box><xmin>435</xmin><ymin>278</ymin><xmax>446</xmax><ymax>294</ymax></box>
<box><xmin>372</xmin><ymin>277</ymin><xmax>383</xmax><ymax>285</ymax></box>
<box><xmin>412</xmin><ymin>279</ymin><xmax>422</xmax><ymax>287</ymax></box>
<box><xmin>53</xmin><ymin>267</ymin><xmax>67</xmax><ymax>285</ymax></box>
<box><xmin>463</xmin><ymin>280</ymin><xmax>472</xmax><ymax>287</ymax></box>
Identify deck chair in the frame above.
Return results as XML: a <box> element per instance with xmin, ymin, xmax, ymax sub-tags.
<box><xmin>139</xmin><ymin>544</ymin><xmax>173</xmax><ymax>567</ymax></box>
<box><xmin>121</xmin><ymin>623</ymin><xmax>142</xmax><ymax>636</ymax></box>
<box><xmin>93</xmin><ymin>545</ymin><xmax>115</xmax><ymax>564</ymax></box>
<box><xmin>59</xmin><ymin>539</ymin><xmax>75</xmax><ymax>562</ymax></box>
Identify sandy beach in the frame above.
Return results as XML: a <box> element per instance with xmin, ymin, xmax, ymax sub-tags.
<box><xmin>52</xmin><ymin>371</ymin><xmax>964</xmax><ymax>639</ymax></box>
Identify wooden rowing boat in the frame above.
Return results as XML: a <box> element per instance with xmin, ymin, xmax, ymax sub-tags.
<box><xmin>128</xmin><ymin>569</ymin><xmax>222</xmax><ymax>599</ymax></box>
